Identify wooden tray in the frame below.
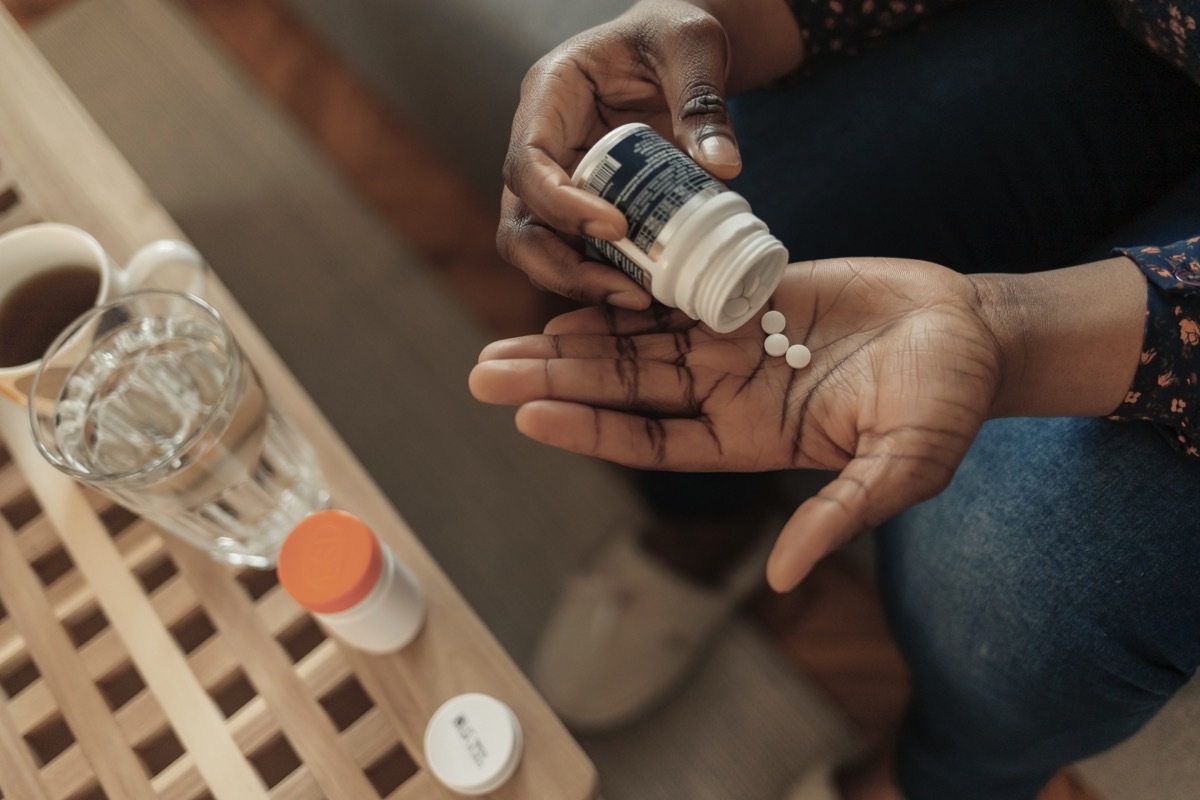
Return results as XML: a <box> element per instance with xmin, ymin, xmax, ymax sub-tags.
<box><xmin>0</xmin><ymin>126</ymin><xmax>450</xmax><ymax>800</ymax></box>
<box><xmin>0</xmin><ymin>7</ymin><xmax>598</xmax><ymax>798</ymax></box>
<box><xmin>0</xmin><ymin>416</ymin><xmax>425</xmax><ymax>800</ymax></box>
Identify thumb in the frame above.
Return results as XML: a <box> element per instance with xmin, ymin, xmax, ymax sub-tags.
<box><xmin>765</xmin><ymin>430</ymin><xmax>960</xmax><ymax>592</ymax></box>
<box><xmin>656</xmin><ymin>11</ymin><xmax>741</xmax><ymax>179</ymax></box>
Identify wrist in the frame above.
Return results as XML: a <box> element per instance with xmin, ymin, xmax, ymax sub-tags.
<box><xmin>969</xmin><ymin>257</ymin><xmax>1147</xmax><ymax>419</ymax></box>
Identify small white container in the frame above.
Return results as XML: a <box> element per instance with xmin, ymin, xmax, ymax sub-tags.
<box><xmin>424</xmin><ymin>693</ymin><xmax>524</xmax><ymax>795</ymax></box>
<box><xmin>277</xmin><ymin>510</ymin><xmax>425</xmax><ymax>654</ymax></box>
<box><xmin>573</xmin><ymin>122</ymin><xmax>788</xmax><ymax>333</ymax></box>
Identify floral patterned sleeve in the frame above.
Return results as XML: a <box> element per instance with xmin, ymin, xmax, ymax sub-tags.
<box><xmin>783</xmin><ymin>1</ymin><xmax>1200</xmax><ymax>84</ymax></box>
<box><xmin>1109</xmin><ymin>238</ymin><xmax>1200</xmax><ymax>458</ymax></box>
<box><xmin>784</xmin><ymin>0</ymin><xmax>963</xmax><ymax>63</ymax></box>
<box><xmin>1109</xmin><ymin>0</ymin><xmax>1200</xmax><ymax>86</ymax></box>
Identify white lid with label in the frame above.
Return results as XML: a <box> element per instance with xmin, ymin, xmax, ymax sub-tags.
<box><xmin>423</xmin><ymin>693</ymin><xmax>524</xmax><ymax>795</ymax></box>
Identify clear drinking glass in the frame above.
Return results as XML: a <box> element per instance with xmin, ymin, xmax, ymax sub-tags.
<box><xmin>28</xmin><ymin>290</ymin><xmax>330</xmax><ymax>568</ymax></box>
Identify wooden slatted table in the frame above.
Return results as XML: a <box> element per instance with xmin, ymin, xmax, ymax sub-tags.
<box><xmin>0</xmin><ymin>6</ymin><xmax>599</xmax><ymax>799</ymax></box>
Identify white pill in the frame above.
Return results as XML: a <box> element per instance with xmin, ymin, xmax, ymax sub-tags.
<box><xmin>745</xmin><ymin>272</ymin><xmax>761</xmax><ymax>297</ymax></box>
<box><xmin>761</xmin><ymin>310</ymin><xmax>786</xmax><ymax>335</ymax></box>
<box><xmin>730</xmin><ymin>278</ymin><xmax>745</xmax><ymax>298</ymax></box>
<box><xmin>724</xmin><ymin>296</ymin><xmax>751</xmax><ymax>319</ymax></box>
<box><xmin>785</xmin><ymin>343</ymin><xmax>812</xmax><ymax>369</ymax></box>
<box><xmin>764</xmin><ymin>333</ymin><xmax>789</xmax><ymax>357</ymax></box>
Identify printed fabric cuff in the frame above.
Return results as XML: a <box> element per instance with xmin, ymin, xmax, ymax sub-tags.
<box><xmin>1108</xmin><ymin>237</ymin><xmax>1200</xmax><ymax>458</ymax></box>
<box><xmin>782</xmin><ymin>0</ymin><xmax>960</xmax><ymax>70</ymax></box>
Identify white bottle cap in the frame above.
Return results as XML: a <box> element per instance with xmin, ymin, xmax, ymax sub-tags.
<box><xmin>424</xmin><ymin>693</ymin><xmax>524</xmax><ymax>795</ymax></box>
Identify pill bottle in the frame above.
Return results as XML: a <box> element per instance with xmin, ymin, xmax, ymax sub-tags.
<box><xmin>277</xmin><ymin>510</ymin><xmax>425</xmax><ymax>654</ymax></box>
<box><xmin>572</xmin><ymin>122</ymin><xmax>789</xmax><ymax>333</ymax></box>
<box><xmin>424</xmin><ymin>693</ymin><xmax>524</xmax><ymax>795</ymax></box>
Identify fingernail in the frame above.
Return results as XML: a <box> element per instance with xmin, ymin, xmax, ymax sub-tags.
<box><xmin>583</xmin><ymin>220</ymin><xmax>622</xmax><ymax>241</ymax></box>
<box><xmin>698</xmin><ymin>135</ymin><xmax>740</xmax><ymax>168</ymax></box>
<box><xmin>606</xmin><ymin>291</ymin><xmax>648</xmax><ymax>311</ymax></box>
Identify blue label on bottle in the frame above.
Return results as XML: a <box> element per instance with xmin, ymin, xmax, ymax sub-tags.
<box><xmin>585</xmin><ymin>240</ymin><xmax>647</xmax><ymax>288</ymax></box>
<box><xmin>581</xmin><ymin>127</ymin><xmax>725</xmax><ymax>286</ymax></box>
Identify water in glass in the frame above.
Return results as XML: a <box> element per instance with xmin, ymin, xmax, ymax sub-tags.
<box><xmin>50</xmin><ymin>310</ymin><xmax>328</xmax><ymax>567</ymax></box>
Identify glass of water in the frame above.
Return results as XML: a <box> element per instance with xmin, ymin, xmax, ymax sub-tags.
<box><xmin>28</xmin><ymin>290</ymin><xmax>330</xmax><ymax>568</ymax></box>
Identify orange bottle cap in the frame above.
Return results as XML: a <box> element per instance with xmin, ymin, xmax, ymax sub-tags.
<box><xmin>277</xmin><ymin>510</ymin><xmax>383</xmax><ymax>614</ymax></box>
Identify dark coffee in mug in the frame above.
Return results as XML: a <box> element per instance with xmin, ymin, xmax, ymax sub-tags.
<box><xmin>0</xmin><ymin>265</ymin><xmax>101</xmax><ymax>368</ymax></box>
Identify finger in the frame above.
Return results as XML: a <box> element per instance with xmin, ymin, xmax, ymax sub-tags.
<box><xmin>543</xmin><ymin>304</ymin><xmax>696</xmax><ymax>336</ymax></box>
<box><xmin>499</xmin><ymin>189</ymin><xmax>649</xmax><ymax>307</ymax></box>
<box><xmin>514</xmin><ymin>400</ymin><xmax>726</xmax><ymax>469</ymax></box>
<box><xmin>477</xmin><ymin>331</ymin><xmax>696</xmax><ymax>364</ymax></box>
<box><xmin>503</xmin><ymin>58</ymin><xmax>628</xmax><ymax>236</ymax></box>
<box><xmin>508</xmin><ymin>158</ymin><xmax>627</xmax><ymax>239</ymax></box>
<box><xmin>469</xmin><ymin>358</ymin><xmax>702</xmax><ymax>415</ymax></box>
<box><xmin>654</xmin><ymin>11</ymin><xmax>741</xmax><ymax>179</ymax></box>
<box><xmin>764</xmin><ymin>428</ymin><xmax>961</xmax><ymax>592</ymax></box>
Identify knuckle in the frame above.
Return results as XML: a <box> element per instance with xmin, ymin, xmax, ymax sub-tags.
<box><xmin>521</xmin><ymin>47</ymin><xmax>583</xmax><ymax>99</ymax></box>
<box><xmin>627</xmin><ymin>11</ymin><xmax>726</xmax><ymax>77</ymax></box>
<box><xmin>500</xmin><ymin>148</ymin><xmax>523</xmax><ymax>194</ymax></box>
<box><xmin>502</xmin><ymin>134</ymin><xmax>541</xmax><ymax>195</ymax></box>
<box><xmin>495</xmin><ymin>220</ymin><xmax>516</xmax><ymax>263</ymax></box>
<box><xmin>496</xmin><ymin>205</ymin><xmax>529</xmax><ymax>264</ymax></box>
<box><xmin>671</xmin><ymin>11</ymin><xmax>727</xmax><ymax>51</ymax></box>
<box><xmin>545</xmin><ymin>270</ymin><xmax>590</xmax><ymax>303</ymax></box>
<box><xmin>494</xmin><ymin>219</ymin><xmax>537</xmax><ymax>272</ymax></box>
<box><xmin>615</xmin><ymin>358</ymin><xmax>639</xmax><ymax>404</ymax></box>
<box><xmin>666</xmin><ymin>16</ymin><xmax>732</xmax><ymax>128</ymax></box>
<box><xmin>498</xmin><ymin>199</ymin><xmax>612</xmax><ymax>305</ymax></box>
<box><xmin>626</xmin><ymin>19</ymin><xmax>659</xmax><ymax>70</ymax></box>
<box><xmin>678</xmin><ymin>87</ymin><xmax>730</xmax><ymax>122</ymax></box>
<box><xmin>524</xmin><ymin>233</ymin><xmax>593</xmax><ymax>303</ymax></box>
<box><xmin>501</xmin><ymin>142</ymin><xmax>520</xmax><ymax>189</ymax></box>
<box><xmin>518</xmin><ymin>55</ymin><xmax>554</xmax><ymax>96</ymax></box>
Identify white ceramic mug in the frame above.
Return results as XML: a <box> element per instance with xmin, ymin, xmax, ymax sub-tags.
<box><xmin>0</xmin><ymin>223</ymin><xmax>207</xmax><ymax>403</ymax></box>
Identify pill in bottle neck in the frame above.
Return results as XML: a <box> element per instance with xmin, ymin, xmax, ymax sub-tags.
<box><xmin>277</xmin><ymin>510</ymin><xmax>425</xmax><ymax>654</ymax></box>
<box><xmin>572</xmin><ymin>122</ymin><xmax>789</xmax><ymax>333</ymax></box>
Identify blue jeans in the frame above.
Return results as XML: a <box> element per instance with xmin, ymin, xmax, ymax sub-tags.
<box><xmin>728</xmin><ymin>0</ymin><xmax>1200</xmax><ymax>797</ymax></box>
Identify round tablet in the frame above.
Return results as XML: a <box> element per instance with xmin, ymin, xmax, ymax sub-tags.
<box><xmin>785</xmin><ymin>343</ymin><xmax>812</xmax><ymax>369</ymax></box>
<box><xmin>729</xmin><ymin>278</ymin><xmax>745</xmax><ymax>298</ymax></box>
<box><xmin>724</xmin><ymin>296</ymin><xmax>751</xmax><ymax>319</ymax></box>
<box><xmin>764</xmin><ymin>333</ymin><xmax>789</xmax><ymax>357</ymax></box>
<box><xmin>761</xmin><ymin>310</ymin><xmax>786</xmax><ymax>335</ymax></box>
<box><xmin>745</xmin><ymin>272</ymin><xmax>761</xmax><ymax>297</ymax></box>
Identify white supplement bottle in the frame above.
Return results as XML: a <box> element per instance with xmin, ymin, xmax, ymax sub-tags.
<box><xmin>277</xmin><ymin>510</ymin><xmax>425</xmax><ymax>654</ymax></box>
<box><xmin>424</xmin><ymin>693</ymin><xmax>524</xmax><ymax>795</ymax></box>
<box><xmin>573</xmin><ymin>122</ymin><xmax>789</xmax><ymax>332</ymax></box>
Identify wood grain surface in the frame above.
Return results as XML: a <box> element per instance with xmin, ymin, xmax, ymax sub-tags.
<box><xmin>0</xmin><ymin>4</ymin><xmax>599</xmax><ymax>798</ymax></box>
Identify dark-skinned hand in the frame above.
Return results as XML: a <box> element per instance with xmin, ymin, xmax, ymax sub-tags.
<box><xmin>500</xmin><ymin>0</ymin><xmax>743</xmax><ymax>309</ymax></box>
<box><xmin>471</xmin><ymin>258</ymin><xmax>1005</xmax><ymax>591</ymax></box>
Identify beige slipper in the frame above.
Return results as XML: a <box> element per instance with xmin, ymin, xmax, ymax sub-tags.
<box><xmin>785</xmin><ymin>763</ymin><xmax>839</xmax><ymax>800</ymax></box>
<box><xmin>530</xmin><ymin>528</ymin><xmax>773</xmax><ymax>732</ymax></box>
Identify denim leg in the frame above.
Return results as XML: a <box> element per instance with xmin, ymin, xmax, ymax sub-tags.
<box><xmin>876</xmin><ymin>417</ymin><xmax>1200</xmax><ymax>799</ymax></box>
<box><xmin>729</xmin><ymin>0</ymin><xmax>1200</xmax><ymax>273</ymax></box>
<box><xmin>717</xmin><ymin>0</ymin><xmax>1200</xmax><ymax>791</ymax></box>
<box><xmin>873</xmin><ymin>87</ymin><xmax>1200</xmax><ymax>796</ymax></box>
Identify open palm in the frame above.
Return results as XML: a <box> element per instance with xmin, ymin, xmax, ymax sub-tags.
<box><xmin>470</xmin><ymin>258</ymin><xmax>1004</xmax><ymax>590</ymax></box>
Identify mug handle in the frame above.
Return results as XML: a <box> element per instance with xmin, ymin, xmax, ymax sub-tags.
<box><xmin>116</xmin><ymin>240</ymin><xmax>210</xmax><ymax>297</ymax></box>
